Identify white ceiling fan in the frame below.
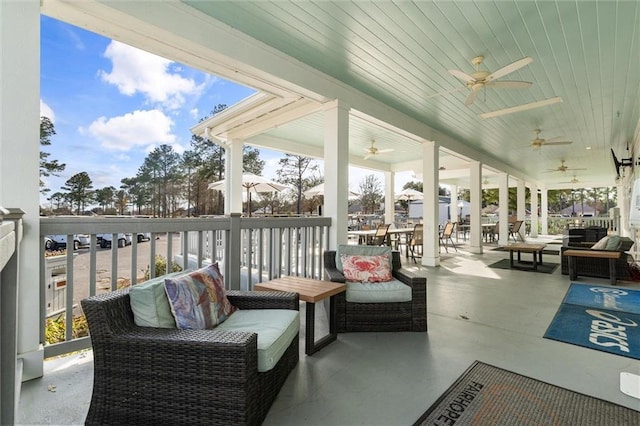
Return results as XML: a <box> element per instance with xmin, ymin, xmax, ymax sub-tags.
<box><xmin>545</xmin><ymin>160</ymin><xmax>587</xmax><ymax>173</ymax></box>
<box><xmin>528</xmin><ymin>129</ymin><xmax>572</xmax><ymax>149</ymax></box>
<box><xmin>364</xmin><ymin>140</ymin><xmax>394</xmax><ymax>160</ymax></box>
<box><xmin>560</xmin><ymin>175</ymin><xmax>580</xmax><ymax>184</ymax></box>
<box><xmin>448</xmin><ymin>55</ymin><xmax>533</xmax><ymax>106</ymax></box>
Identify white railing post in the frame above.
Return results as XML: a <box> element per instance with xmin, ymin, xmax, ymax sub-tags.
<box><xmin>227</xmin><ymin>213</ymin><xmax>242</xmax><ymax>290</ymax></box>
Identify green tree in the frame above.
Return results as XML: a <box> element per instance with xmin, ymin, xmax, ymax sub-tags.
<box><xmin>191</xmin><ymin>105</ymin><xmax>265</xmax><ymax>214</ymax></box>
<box><xmin>121</xmin><ymin>176</ymin><xmax>152</xmax><ymax>215</ymax></box>
<box><xmin>181</xmin><ymin>150</ymin><xmax>201</xmax><ymax>216</ymax></box>
<box><xmin>358</xmin><ymin>175</ymin><xmax>383</xmax><ymax>214</ymax></box>
<box><xmin>47</xmin><ymin>191</ymin><xmax>68</xmax><ymax>214</ymax></box>
<box><xmin>276</xmin><ymin>154</ymin><xmax>319</xmax><ymax>214</ymax></box>
<box><xmin>61</xmin><ymin>171</ymin><xmax>93</xmax><ymax>215</ymax></box>
<box><xmin>114</xmin><ymin>189</ymin><xmax>129</xmax><ymax>215</ymax></box>
<box><xmin>141</xmin><ymin>145</ymin><xmax>181</xmax><ymax>217</ymax></box>
<box><xmin>94</xmin><ymin>186</ymin><xmax>116</xmax><ymax>212</ymax></box>
<box><xmin>39</xmin><ymin>116</ymin><xmax>66</xmax><ymax>194</ymax></box>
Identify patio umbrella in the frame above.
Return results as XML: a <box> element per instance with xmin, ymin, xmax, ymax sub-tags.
<box><xmin>208</xmin><ymin>173</ymin><xmax>288</xmax><ymax>216</ymax></box>
<box><xmin>304</xmin><ymin>183</ymin><xmax>359</xmax><ymax>199</ymax></box>
<box><xmin>395</xmin><ymin>188</ymin><xmax>423</xmax><ymax>201</ymax></box>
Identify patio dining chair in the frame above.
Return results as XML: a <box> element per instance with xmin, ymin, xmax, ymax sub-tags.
<box><xmin>487</xmin><ymin>221</ymin><xmax>499</xmax><ymax>243</ymax></box>
<box><xmin>368</xmin><ymin>223</ymin><xmax>390</xmax><ymax>246</ymax></box>
<box><xmin>408</xmin><ymin>223</ymin><xmax>423</xmax><ymax>262</ymax></box>
<box><xmin>439</xmin><ymin>221</ymin><xmax>458</xmax><ymax>253</ymax></box>
<box><xmin>509</xmin><ymin>220</ymin><xmax>524</xmax><ymax>242</ymax></box>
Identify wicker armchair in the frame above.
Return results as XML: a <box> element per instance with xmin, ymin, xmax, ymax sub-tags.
<box><xmin>324</xmin><ymin>250</ymin><xmax>427</xmax><ymax>332</ymax></box>
<box><xmin>81</xmin><ymin>288</ymin><xmax>299</xmax><ymax>426</ymax></box>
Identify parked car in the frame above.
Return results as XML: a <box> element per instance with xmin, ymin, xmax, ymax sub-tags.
<box><xmin>97</xmin><ymin>233</ymin><xmax>132</xmax><ymax>248</ymax></box>
<box><xmin>45</xmin><ymin>234</ymin><xmax>90</xmax><ymax>251</ymax></box>
<box><xmin>137</xmin><ymin>232</ymin><xmax>152</xmax><ymax>243</ymax></box>
<box><xmin>44</xmin><ymin>236</ymin><xmax>54</xmax><ymax>251</ymax></box>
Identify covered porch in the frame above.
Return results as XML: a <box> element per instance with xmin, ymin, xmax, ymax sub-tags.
<box><xmin>2</xmin><ymin>1</ymin><xmax>640</xmax><ymax>424</ymax></box>
<box><xmin>18</xmin><ymin>244</ymin><xmax>640</xmax><ymax>424</ymax></box>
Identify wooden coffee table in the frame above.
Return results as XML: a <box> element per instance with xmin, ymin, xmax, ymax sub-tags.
<box><xmin>505</xmin><ymin>243</ymin><xmax>547</xmax><ymax>271</ymax></box>
<box><xmin>254</xmin><ymin>276</ymin><xmax>346</xmax><ymax>355</ymax></box>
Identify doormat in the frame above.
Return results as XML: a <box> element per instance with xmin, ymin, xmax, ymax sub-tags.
<box><xmin>561</xmin><ymin>283</ymin><xmax>640</xmax><ymax>314</ymax></box>
<box><xmin>413</xmin><ymin>361</ymin><xmax>639</xmax><ymax>426</ymax></box>
<box><xmin>488</xmin><ymin>258</ymin><xmax>559</xmax><ymax>274</ymax></box>
<box><xmin>544</xmin><ymin>283</ymin><xmax>640</xmax><ymax>360</ymax></box>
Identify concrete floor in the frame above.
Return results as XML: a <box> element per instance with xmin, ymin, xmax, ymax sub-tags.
<box><xmin>17</xmin><ymin>239</ymin><xmax>640</xmax><ymax>425</ymax></box>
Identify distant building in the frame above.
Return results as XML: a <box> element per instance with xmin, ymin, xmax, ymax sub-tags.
<box><xmin>409</xmin><ymin>197</ymin><xmax>469</xmax><ymax>224</ymax></box>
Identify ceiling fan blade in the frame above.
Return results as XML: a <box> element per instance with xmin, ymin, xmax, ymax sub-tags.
<box><xmin>544</xmin><ymin>141</ymin><xmax>573</xmax><ymax>146</ymax></box>
<box><xmin>545</xmin><ymin>136</ymin><xmax>570</xmax><ymax>143</ymax></box>
<box><xmin>364</xmin><ymin>153</ymin><xmax>373</xmax><ymax>160</ymax></box>
<box><xmin>424</xmin><ymin>86</ymin><xmax>466</xmax><ymax>100</ymax></box>
<box><xmin>377</xmin><ymin>149</ymin><xmax>394</xmax><ymax>154</ymax></box>
<box><xmin>465</xmin><ymin>86</ymin><xmax>481</xmax><ymax>106</ymax></box>
<box><xmin>448</xmin><ymin>69</ymin><xmax>475</xmax><ymax>83</ymax></box>
<box><xmin>485</xmin><ymin>56</ymin><xmax>533</xmax><ymax>82</ymax></box>
<box><xmin>485</xmin><ymin>80</ymin><xmax>532</xmax><ymax>89</ymax></box>
<box><xmin>568</xmin><ymin>167</ymin><xmax>587</xmax><ymax>171</ymax></box>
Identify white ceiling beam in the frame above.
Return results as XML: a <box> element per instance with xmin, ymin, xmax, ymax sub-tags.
<box><xmin>227</xmin><ymin>100</ymin><xmax>322</xmax><ymax>140</ymax></box>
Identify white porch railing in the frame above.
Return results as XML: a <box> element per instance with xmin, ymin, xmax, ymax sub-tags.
<box><xmin>1</xmin><ymin>207</ymin><xmax>24</xmax><ymax>425</ymax></box>
<box><xmin>40</xmin><ymin>214</ymin><xmax>331</xmax><ymax>359</ymax></box>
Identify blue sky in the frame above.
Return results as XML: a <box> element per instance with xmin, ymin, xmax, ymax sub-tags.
<box><xmin>40</xmin><ymin>16</ymin><xmax>409</xmax><ymax>206</ymax></box>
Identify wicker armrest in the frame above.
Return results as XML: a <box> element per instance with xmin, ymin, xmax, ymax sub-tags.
<box><xmin>324</xmin><ymin>268</ymin><xmax>346</xmax><ymax>283</ymax></box>
<box><xmin>113</xmin><ymin>327</ymin><xmax>259</xmax><ymax>364</ymax></box>
<box><xmin>227</xmin><ymin>290</ymin><xmax>299</xmax><ymax>310</ymax></box>
<box><xmin>393</xmin><ymin>268</ymin><xmax>426</xmax><ymax>289</ymax></box>
<box><xmin>324</xmin><ymin>250</ymin><xmax>347</xmax><ymax>282</ymax></box>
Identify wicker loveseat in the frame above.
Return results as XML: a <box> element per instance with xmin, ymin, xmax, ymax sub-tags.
<box><xmin>81</xmin><ymin>288</ymin><xmax>299</xmax><ymax>426</ymax></box>
<box><xmin>324</xmin><ymin>246</ymin><xmax>427</xmax><ymax>332</ymax></box>
<box><xmin>560</xmin><ymin>236</ymin><xmax>634</xmax><ymax>280</ymax></box>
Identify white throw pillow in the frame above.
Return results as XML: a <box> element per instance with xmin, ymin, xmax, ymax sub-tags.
<box><xmin>590</xmin><ymin>236</ymin><xmax>609</xmax><ymax>250</ymax></box>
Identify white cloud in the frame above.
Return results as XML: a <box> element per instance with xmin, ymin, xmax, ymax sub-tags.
<box><xmin>40</xmin><ymin>100</ymin><xmax>55</xmax><ymax>122</ymax></box>
<box><xmin>79</xmin><ymin>109</ymin><xmax>175</xmax><ymax>151</ymax></box>
<box><xmin>99</xmin><ymin>41</ymin><xmax>204</xmax><ymax>110</ymax></box>
<box><xmin>189</xmin><ymin>108</ymin><xmax>199</xmax><ymax>119</ymax></box>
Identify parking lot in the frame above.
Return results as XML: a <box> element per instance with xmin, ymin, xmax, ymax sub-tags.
<box><xmin>48</xmin><ymin>234</ymin><xmax>182</xmax><ymax>310</ymax></box>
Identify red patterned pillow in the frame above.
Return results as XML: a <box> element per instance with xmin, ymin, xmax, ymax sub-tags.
<box><xmin>341</xmin><ymin>254</ymin><xmax>393</xmax><ymax>283</ymax></box>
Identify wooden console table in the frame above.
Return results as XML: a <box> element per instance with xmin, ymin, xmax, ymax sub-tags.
<box><xmin>563</xmin><ymin>249</ymin><xmax>622</xmax><ymax>285</ymax></box>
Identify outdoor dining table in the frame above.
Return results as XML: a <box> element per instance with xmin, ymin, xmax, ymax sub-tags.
<box><xmin>347</xmin><ymin>227</ymin><xmax>415</xmax><ymax>256</ymax></box>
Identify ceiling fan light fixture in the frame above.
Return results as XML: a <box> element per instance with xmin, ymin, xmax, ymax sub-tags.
<box><xmin>480</xmin><ymin>97</ymin><xmax>563</xmax><ymax>119</ymax></box>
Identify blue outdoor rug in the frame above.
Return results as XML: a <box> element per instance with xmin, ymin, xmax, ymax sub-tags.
<box><xmin>544</xmin><ymin>283</ymin><xmax>640</xmax><ymax>360</ymax></box>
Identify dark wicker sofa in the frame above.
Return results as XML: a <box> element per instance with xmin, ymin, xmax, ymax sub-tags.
<box><xmin>560</xmin><ymin>237</ymin><xmax>634</xmax><ymax>280</ymax></box>
<box><xmin>324</xmin><ymin>250</ymin><xmax>427</xmax><ymax>332</ymax></box>
<box><xmin>81</xmin><ymin>288</ymin><xmax>299</xmax><ymax>426</ymax></box>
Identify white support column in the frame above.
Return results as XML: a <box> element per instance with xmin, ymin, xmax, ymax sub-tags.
<box><xmin>324</xmin><ymin>100</ymin><xmax>350</xmax><ymax>248</ymax></box>
<box><xmin>0</xmin><ymin>0</ymin><xmax>43</xmax><ymax>381</ymax></box>
<box><xmin>469</xmin><ymin>162</ymin><xmax>483</xmax><ymax>253</ymax></box>
<box><xmin>530</xmin><ymin>183</ymin><xmax>539</xmax><ymax>237</ymax></box>
<box><xmin>618</xmin><ymin>182</ymin><xmax>629</xmax><ymax>237</ymax></box>
<box><xmin>226</xmin><ymin>139</ymin><xmax>244</xmax><ymax>215</ymax></box>
<box><xmin>517</xmin><ymin>179</ymin><xmax>526</xmax><ymax>221</ymax></box>
<box><xmin>517</xmin><ymin>179</ymin><xmax>527</xmax><ymax>241</ymax></box>
<box><xmin>421</xmin><ymin>141</ymin><xmax>440</xmax><ymax>266</ymax></box>
<box><xmin>449</xmin><ymin>185</ymin><xmax>458</xmax><ymax>223</ymax></box>
<box><xmin>541</xmin><ymin>187</ymin><xmax>548</xmax><ymax>235</ymax></box>
<box><xmin>498</xmin><ymin>173</ymin><xmax>509</xmax><ymax>246</ymax></box>
<box><xmin>385</xmin><ymin>171</ymin><xmax>395</xmax><ymax>226</ymax></box>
